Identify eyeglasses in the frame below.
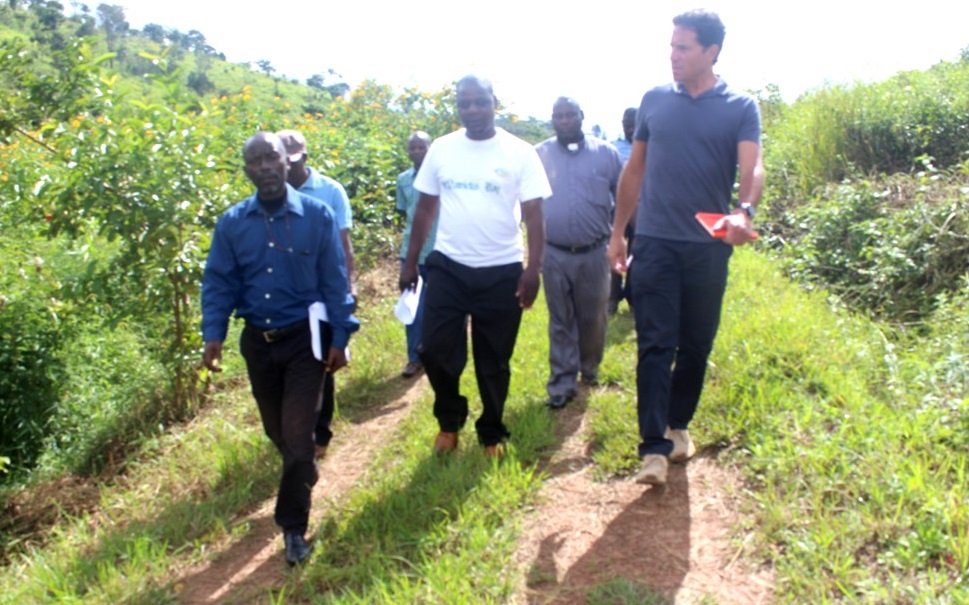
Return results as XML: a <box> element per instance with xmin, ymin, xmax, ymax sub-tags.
<box><xmin>456</xmin><ymin>98</ymin><xmax>493</xmax><ymax>110</ymax></box>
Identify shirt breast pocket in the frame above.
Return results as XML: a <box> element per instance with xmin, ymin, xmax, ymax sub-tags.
<box><xmin>288</xmin><ymin>248</ymin><xmax>319</xmax><ymax>288</ymax></box>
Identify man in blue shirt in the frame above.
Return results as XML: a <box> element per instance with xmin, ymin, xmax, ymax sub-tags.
<box><xmin>608</xmin><ymin>10</ymin><xmax>764</xmax><ymax>486</ymax></box>
<box><xmin>395</xmin><ymin>131</ymin><xmax>435</xmax><ymax>378</ymax></box>
<box><xmin>202</xmin><ymin>132</ymin><xmax>359</xmax><ymax>566</ymax></box>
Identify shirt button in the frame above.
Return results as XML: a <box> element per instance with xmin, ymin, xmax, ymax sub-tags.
<box><xmin>265</xmin><ymin>293</ymin><xmax>271</xmax><ymax>299</ymax></box>
<box><xmin>267</xmin><ymin>267</ymin><xmax>273</xmax><ymax>273</ymax></box>
<box><xmin>265</xmin><ymin>318</ymin><xmax>272</xmax><ymax>324</ymax></box>
<box><xmin>269</xmin><ymin>242</ymin><xmax>275</xmax><ymax>248</ymax></box>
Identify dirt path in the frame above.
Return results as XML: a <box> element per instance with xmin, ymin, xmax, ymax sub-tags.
<box><xmin>515</xmin><ymin>390</ymin><xmax>775</xmax><ymax>604</ymax></box>
<box><xmin>173</xmin><ymin>381</ymin><xmax>774</xmax><ymax>604</ymax></box>
<box><xmin>171</xmin><ymin>264</ymin><xmax>773</xmax><ymax>604</ymax></box>
<box><xmin>173</xmin><ymin>378</ymin><xmax>427</xmax><ymax>605</ymax></box>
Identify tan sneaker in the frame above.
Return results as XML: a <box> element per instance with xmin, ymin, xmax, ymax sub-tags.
<box><xmin>665</xmin><ymin>428</ymin><xmax>696</xmax><ymax>462</ymax></box>
<box><xmin>314</xmin><ymin>444</ymin><xmax>328</xmax><ymax>460</ymax></box>
<box><xmin>433</xmin><ymin>431</ymin><xmax>458</xmax><ymax>456</ymax></box>
<box><xmin>484</xmin><ymin>443</ymin><xmax>504</xmax><ymax>459</ymax></box>
<box><xmin>635</xmin><ymin>454</ymin><xmax>668</xmax><ymax>485</ymax></box>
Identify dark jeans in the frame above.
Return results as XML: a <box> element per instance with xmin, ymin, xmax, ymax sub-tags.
<box><xmin>240</xmin><ymin>321</ymin><xmax>324</xmax><ymax>534</ymax></box>
<box><xmin>420</xmin><ymin>252</ymin><xmax>523</xmax><ymax>446</ymax></box>
<box><xmin>628</xmin><ymin>236</ymin><xmax>731</xmax><ymax>457</ymax></box>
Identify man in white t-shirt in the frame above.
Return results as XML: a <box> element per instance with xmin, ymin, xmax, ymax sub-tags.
<box><xmin>399</xmin><ymin>74</ymin><xmax>551</xmax><ymax>457</ymax></box>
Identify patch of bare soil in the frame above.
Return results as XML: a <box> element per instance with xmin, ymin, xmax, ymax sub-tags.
<box><xmin>515</xmin><ymin>392</ymin><xmax>775</xmax><ymax>605</ymax></box>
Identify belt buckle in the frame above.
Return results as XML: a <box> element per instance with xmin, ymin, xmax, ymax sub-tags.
<box><xmin>261</xmin><ymin>328</ymin><xmax>280</xmax><ymax>343</ymax></box>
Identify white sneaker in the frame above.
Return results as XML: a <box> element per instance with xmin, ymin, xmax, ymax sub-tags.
<box><xmin>635</xmin><ymin>454</ymin><xmax>668</xmax><ymax>485</ymax></box>
<box><xmin>666</xmin><ymin>428</ymin><xmax>696</xmax><ymax>462</ymax></box>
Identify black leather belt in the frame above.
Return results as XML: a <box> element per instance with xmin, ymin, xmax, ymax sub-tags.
<box><xmin>546</xmin><ymin>235</ymin><xmax>608</xmax><ymax>254</ymax></box>
<box><xmin>246</xmin><ymin>321</ymin><xmax>304</xmax><ymax>343</ymax></box>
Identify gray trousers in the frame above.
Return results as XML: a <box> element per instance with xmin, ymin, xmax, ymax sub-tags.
<box><xmin>542</xmin><ymin>245</ymin><xmax>611</xmax><ymax>397</ymax></box>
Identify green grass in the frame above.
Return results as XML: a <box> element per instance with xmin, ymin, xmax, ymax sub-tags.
<box><xmin>1</xmin><ymin>250</ymin><xmax>967</xmax><ymax>603</ymax></box>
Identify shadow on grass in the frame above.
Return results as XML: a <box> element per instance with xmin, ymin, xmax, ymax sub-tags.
<box><xmin>525</xmin><ymin>466</ymin><xmax>691</xmax><ymax>605</ymax></box>
<box><xmin>291</xmin><ymin>452</ymin><xmax>492</xmax><ymax>600</ymax></box>
<box><xmin>605</xmin><ymin>307</ymin><xmax>637</xmax><ymax>348</ymax></box>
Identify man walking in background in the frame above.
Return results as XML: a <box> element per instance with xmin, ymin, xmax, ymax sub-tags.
<box><xmin>277</xmin><ymin>129</ymin><xmax>355</xmax><ymax>458</ymax></box>
<box><xmin>608</xmin><ymin>10</ymin><xmax>764</xmax><ymax>485</ymax></box>
<box><xmin>609</xmin><ymin>107</ymin><xmax>638</xmax><ymax>315</ymax></box>
<box><xmin>395</xmin><ymin>131</ymin><xmax>434</xmax><ymax>379</ymax></box>
<box><xmin>399</xmin><ymin>75</ymin><xmax>550</xmax><ymax>457</ymax></box>
<box><xmin>202</xmin><ymin>132</ymin><xmax>358</xmax><ymax>565</ymax></box>
<box><xmin>535</xmin><ymin>96</ymin><xmax>623</xmax><ymax>409</ymax></box>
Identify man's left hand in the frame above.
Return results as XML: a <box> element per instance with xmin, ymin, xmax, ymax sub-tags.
<box><xmin>717</xmin><ymin>212</ymin><xmax>757</xmax><ymax>246</ymax></box>
<box><xmin>516</xmin><ymin>266</ymin><xmax>541</xmax><ymax>309</ymax></box>
<box><xmin>326</xmin><ymin>347</ymin><xmax>348</xmax><ymax>373</ymax></box>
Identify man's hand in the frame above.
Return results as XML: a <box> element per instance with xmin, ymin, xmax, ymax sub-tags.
<box><xmin>516</xmin><ymin>266</ymin><xmax>541</xmax><ymax>309</ymax></box>
<box><xmin>716</xmin><ymin>212</ymin><xmax>757</xmax><ymax>246</ymax></box>
<box><xmin>607</xmin><ymin>233</ymin><xmax>629</xmax><ymax>273</ymax></box>
<box><xmin>325</xmin><ymin>346</ymin><xmax>348</xmax><ymax>373</ymax></box>
<box><xmin>203</xmin><ymin>341</ymin><xmax>223</xmax><ymax>372</ymax></box>
<box><xmin>399</xmin><ymin>261</ymin><xmax>419</xmax><ymax>292</ymax></box>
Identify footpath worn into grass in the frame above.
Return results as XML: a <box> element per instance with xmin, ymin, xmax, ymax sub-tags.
<box><xmin>1</xmin><ymin>250</ymin><xmax>966</xmax><ymax>603</ymax></box>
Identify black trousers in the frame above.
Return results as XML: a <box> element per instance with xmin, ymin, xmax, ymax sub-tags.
<box><xmin>420</xmin><ymin>252</ymin><xmax>523</xmax><ymax>446</ymax></box>
<box><xmin>240</xmin><ymin>321</ymin><xmax>323</xmax><ymax>534</ymax></box>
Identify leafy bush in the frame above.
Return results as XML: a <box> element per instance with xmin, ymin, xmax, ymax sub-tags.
<box><xmin>0</xmin><ymin>242</ymin><xmax>64</xmax><ymax>477</ymax></box>
<box><xmin>764</xmin><ymin>158</ymin><xmax>969</xmax><ymax>322</ymax></box>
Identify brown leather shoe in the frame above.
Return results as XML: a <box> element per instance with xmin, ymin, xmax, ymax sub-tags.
<box><xmin>433</xmin><ymin>431</ymin><xmax>458</xmax><ymax>455</ymax></box>
<box><xmin>315</xmin><ymin>444</ymin><xmax>327</xmax><ymax>460</ymax></box>
<box><xmin>484</xmin><ymin>444</ymin><xmax>503</xmax><ymax>459</ymax></box>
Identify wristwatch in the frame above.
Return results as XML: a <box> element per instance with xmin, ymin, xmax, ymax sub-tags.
<box><xmin>738</xmin><ymin>202</ymin><xmax>756</xmax><ymax>219</ymax></box>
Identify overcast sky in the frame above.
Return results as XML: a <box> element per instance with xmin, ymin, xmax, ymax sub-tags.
<box><xmin>112</xmin><ymin>0</ymin><xmax>969</xmax><ymax>138</ymax></box>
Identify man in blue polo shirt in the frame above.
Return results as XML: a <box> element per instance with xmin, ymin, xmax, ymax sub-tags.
<box><xmin>201</xmin><ymin>131</ymin><xmax>359</xmax><ymax>565</ymax></box>
<box><xmin>607</xmin><ymin>9</ymin><xmax>765</xmax><ymax>486</ymax></box>
<box><xmin>277</xmin><ymin>129</ymin><xmax>355</xmax><ymax>458</ymax></box>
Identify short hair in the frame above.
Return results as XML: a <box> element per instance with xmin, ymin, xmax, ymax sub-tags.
<box><xmin>673</xmin><ymin>9</ymin><xmax>726</xmax><ymax>50</ymax></box>
<box><xmin>456</xmin><ymin>74</ymin><xmax>494</xmax><ymax>96</ymax></box>
<box><xmin>623</xmin><ymin>107</ymin><xmax>637</xmax><ymax>119</ymax></box>
<box><xmin>553</xmin><ymin>96</ymin><xmax>581</xmax><ymax>111</ymax></box>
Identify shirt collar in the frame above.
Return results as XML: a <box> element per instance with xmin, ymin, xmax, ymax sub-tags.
<box><xmin>242</xmin><ymin>183</ymin><xmax>306</xmax><ymax>217</ymax></box>
<box><xmin>672</xmin><ymin>77</ymin><xmax>728</xmax><ymax>98</ymax></box>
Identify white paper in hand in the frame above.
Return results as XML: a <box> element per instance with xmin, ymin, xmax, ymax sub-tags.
<box><xmin>394</xmin><ymin>276</ymin><xmax>423</xmax><ymax>325</ymax></box>
<box><xmin>308</xmin><ymin>302</ymin><xmax>328</xmax><ymax>361</ymax></box>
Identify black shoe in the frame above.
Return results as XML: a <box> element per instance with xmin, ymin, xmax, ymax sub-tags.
<box><xmin>546</xmin><ymin>394</ymin><xmax>571</xmax><ymax>410</ymax></box>
<box><xmin>284</xmin><ymin>532</ymin><xmax>312</xmax><ymax>567</ymax></box>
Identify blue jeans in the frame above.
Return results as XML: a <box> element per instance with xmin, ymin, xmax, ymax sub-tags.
<box><xmin>628</xmin><ymin>237</ymin><xmax>731</xmax><ymax>457</ymax></box>
<box><xmin>400</xmin><ymin>260</ymin><xmax>429</xmax><ymax>363</ymax></box>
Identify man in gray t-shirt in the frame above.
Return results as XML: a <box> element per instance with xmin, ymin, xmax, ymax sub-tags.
<box><xmin>608</xmin><ymin>10</ymin><xmax>765</xmax><ymax>486</ymax></box>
